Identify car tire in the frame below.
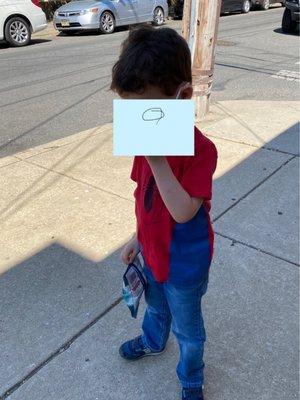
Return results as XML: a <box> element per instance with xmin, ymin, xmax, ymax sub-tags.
<box><xmin>241</xmin><ymin>0</ymin><xmax>251</xmax><ymax>13</ymax></box>
<box><xmin>282</xmin><ymin>8</ymin><xmax>297</xmax><ymax>32</ymax></box>
<box><xmin>99</xmin><ymin>11</ymin><xmax>115</xmax><ymax>34</ymax></box>
<box><xmin>4</xmin><ymin>17</ymin><xmax>31</xmax><ymax>47</ymax></box>
<box><xmin>152</xmin><ymin>7</ymin><xmax>165</xmax><ymax>26</ymax></box>
<box><xmin>260</xmin><ymin>0</ymin><xmax>270</xmax><ymax>10</ymax></box>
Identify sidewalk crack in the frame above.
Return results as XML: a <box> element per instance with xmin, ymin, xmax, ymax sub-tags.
<box><xmin>0</xmin><ymin>157</ymin><xmax>22</xmax><ymax>170</ymax></box>
<box><xmin>215</xmin><ymin>231</ymin><xmax>299</xmax><ymax>268</ymax></box>
<box><xmin>0</xmin><ymin>297</ymin><xmax>122</xmax><ymax>400</ymax></box>
<box><xmin>23</xmin><ymin>158</ymin><xmax>135</xmax><ymax>204</ymax></box>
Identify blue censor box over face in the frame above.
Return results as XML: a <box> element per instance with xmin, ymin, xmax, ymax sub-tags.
<box><xmin>113</xmin><ymin>99</ymin><xmax>195</xmax><ymax>156</ymax></box>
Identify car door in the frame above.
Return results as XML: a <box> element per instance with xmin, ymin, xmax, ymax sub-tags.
<box><xmin>127</xmin><ymin>0</ymin><xmax>141</xmax><ymax>22</ymax></box>
<box><xmin>111</xmin><ymin>0</ymin><xmax>138</xmax><ymax>25</ymax></box>
<box><xmin>230</xmin><ymin>0</ymin><xmax>244</xmax><ymax>11</ymax></box>
<box><xmin>221</xmin><ymin>0</ymin><xmax>242</xmax><ymax>12</ymax></box>
<box><xmin>221</xmin><ymin>0</ymin><xmax>228</xmax><ymax>12</ymax></box>
<box><xmin>221</xmin><ymin>0</ymin><xmax>235</xmax><ymax>12</ymax></box>
<box><xmin>138</xmin><ymin>0</ymin><xmax>154</xmax><ymax>21</ymax></box>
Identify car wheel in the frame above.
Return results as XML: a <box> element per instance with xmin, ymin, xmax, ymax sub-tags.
<box><xmin>99</xmin><ymin>11</ymin><xmax>115</xmax><ymax>34</ymax></box>
<box><xmin>241</xmin><ymin>0</ymin><xmax>251</xmax><ymax>13</ymax></box>
<box><xmin>282</xmin><ymin>8</ymin><xmax>297</xmax><ymax>32</ymax></box>
<box><xmin>4</xmin><ymin>17</ymin><xmax>31</xmax><ymax>47</ymax></box>
<box><xmin>152</xmin><ymin>7</ymin><xmax>165</xmax><ymax>26</ymax></box>
<box><xmin>261</xmin><ymin>0</ymin><xmax>270</xmax><ymax>10</ymax></box>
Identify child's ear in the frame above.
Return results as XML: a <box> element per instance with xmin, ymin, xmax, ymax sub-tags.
<box><xmin>181</xmin><ymin>85</ymin><xmax>193</xmax><ymax>99</ymax></box>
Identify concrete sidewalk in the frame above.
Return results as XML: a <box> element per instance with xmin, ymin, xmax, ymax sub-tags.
<box><xmin>0</xmin><ymin>101</ymin><xmax>299</xmax><ymax>400</ymax></box>
<box><xmin>32</xmin><ymin>21</ymin><xmax>58</xmax><ymax>40</ymax></box>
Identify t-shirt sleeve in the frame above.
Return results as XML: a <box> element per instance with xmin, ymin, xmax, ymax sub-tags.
<box><xmin>181</xmin><ymin>142</ymin><xmax>218</xmax><ymax>200</ymax></box>
<box><xmin>130</xmin><ymin>156</ymin><xmax>139</xmax><ymax>182</ymax></box>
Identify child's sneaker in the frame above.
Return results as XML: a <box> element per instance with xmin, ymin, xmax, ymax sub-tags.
<box><xmin>119</xmin><ymin>335</ymin><xmax>165</xmax><ymax>360</ymax></box>
<box><xmin>182</xmin><ymin>387</ymin><xmax>204</xmax><ymax>400</ymax></box>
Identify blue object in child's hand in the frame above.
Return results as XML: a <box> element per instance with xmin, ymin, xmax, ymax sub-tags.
<box><xmin>122</xmin><ymin>252</ymin><xmax>147</xmax><ymax>318</ymax></box>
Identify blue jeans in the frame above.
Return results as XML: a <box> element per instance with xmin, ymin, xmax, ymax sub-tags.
<box><xmin>141</xmin><ymin>263</ymin><xmax>209</xmax><ymax>389</ymax></box>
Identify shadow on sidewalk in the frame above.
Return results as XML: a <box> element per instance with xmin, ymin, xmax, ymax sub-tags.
<box><xmin>0</xmin><ymin>123</ymin><xmax>299</xmax><ymax>400</ymax></box>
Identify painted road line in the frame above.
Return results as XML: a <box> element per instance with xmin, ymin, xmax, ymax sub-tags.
<box><xmin>271</xmin><ymin>69</ymin><xmax>300</xmax><ymax>82</ymax></box>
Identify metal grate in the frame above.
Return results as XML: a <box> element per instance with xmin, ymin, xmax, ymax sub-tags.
<box><xmin>58</xmin><ymin>11</ymin><xmax>81</xmax><ymax>16</ymax></box>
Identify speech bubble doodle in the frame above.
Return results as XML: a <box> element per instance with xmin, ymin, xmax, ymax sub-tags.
<box><xmin>142</xmin><ymin>108</ymin><xmax>165</xmax><ymax>125</ymax></box>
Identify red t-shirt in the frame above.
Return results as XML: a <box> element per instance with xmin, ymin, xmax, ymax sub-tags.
<box><xmin>130</xmin><ymin>126</ymin><xmax>218</xmax><ymax>283</ymax></box>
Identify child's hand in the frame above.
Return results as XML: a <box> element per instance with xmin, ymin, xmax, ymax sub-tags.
<box><xmin>121</xmin><ymin>235</ymin><xmax>140</xmax><ymax>265</ymax></box>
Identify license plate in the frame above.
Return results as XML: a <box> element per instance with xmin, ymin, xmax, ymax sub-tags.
<box><xmin>61</xmin><ymin>19</ymin><xmax>70</xmax><ymax>27</ymax></box>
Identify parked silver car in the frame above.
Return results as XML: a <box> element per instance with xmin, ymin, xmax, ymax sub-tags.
<box><xmin>53</xmin><ymin>0</ymin><xmax>168</xmax><ymax>34</ymax></box>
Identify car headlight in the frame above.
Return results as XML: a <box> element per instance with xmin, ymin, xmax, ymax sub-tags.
<box><xmin>80</xmin><ymin>7</ymin><xmax>99</xmax><ymax>14</ymax></box>
<box><xmin>54</xmin><ymin>10</ymin><xmax>58</xmax><ymax>17</ymax></box>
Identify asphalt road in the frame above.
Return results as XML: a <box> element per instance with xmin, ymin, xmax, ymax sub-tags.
<box><xmin>0</xmin><ymin>6</ymin><xmax>299</xmax><ymax>157</ymax></box>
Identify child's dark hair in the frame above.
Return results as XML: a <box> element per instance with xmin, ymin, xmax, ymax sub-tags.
<box><xmin>110</xmin><ymin>25</ymin><xmax>192</xmax><ymax>97</ymax></box>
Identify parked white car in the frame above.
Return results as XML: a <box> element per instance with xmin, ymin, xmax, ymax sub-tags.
<box><xmin>0</xmin><ymin>0</ymin><xmax>47</xmax><ymax>47</ymax></box>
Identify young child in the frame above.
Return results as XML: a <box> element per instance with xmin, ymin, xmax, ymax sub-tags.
<box><xmin>110</xmin><ymin>25</ymin><xmax>218</xmax><ymax>400</ymax></box>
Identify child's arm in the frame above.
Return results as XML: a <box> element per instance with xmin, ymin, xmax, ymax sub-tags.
<box><xmin>146</xmin><ymin>156</ymin><xmax>203</xmax><ymax>224</ymax></box>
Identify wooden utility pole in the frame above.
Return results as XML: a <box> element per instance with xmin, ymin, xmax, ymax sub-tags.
<box><xmin>182</xmin><ymin>0</ymin><xmax>222</xmax><ymax>121</ymax></box>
